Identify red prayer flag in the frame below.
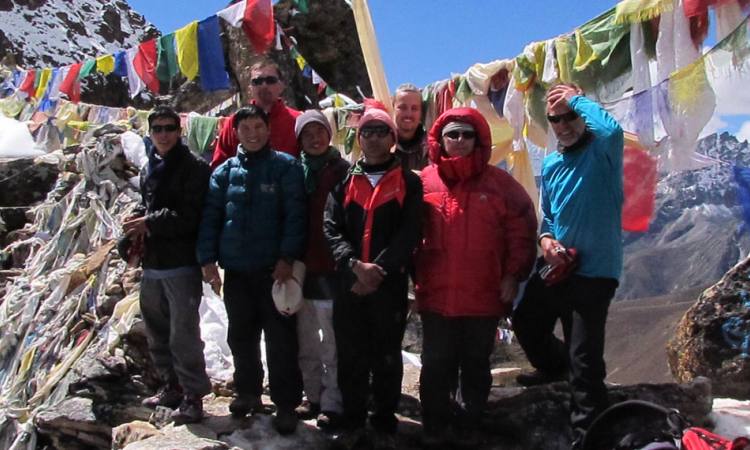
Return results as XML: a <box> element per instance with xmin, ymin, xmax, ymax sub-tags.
<box><xmin>242</xmin><ymin>0</ymin><xmax>275</xmax><ymax>54</ymax></box>
<box><xmin>622</xmin><ymin>145</ymin><xmax>657</xmax><ymax>232</ymax></box>
<box><xmin>19</xmin><ymin>70</ymin><xmax>36</xmax><ymax>98</ymax></box>
<box><xmin>59</xmin><ymin>63</ymin><xmax>83</xmax><ymax>103</ymax></box>
<box><xmin>683</xmin><ymin>0</ymin><xmax>717</xmax><ymax>17</ymax></box>
<box><xmin>134</xmin><ymin>39</ymin><xmax>160</xmax><ymax>94</ymax></box>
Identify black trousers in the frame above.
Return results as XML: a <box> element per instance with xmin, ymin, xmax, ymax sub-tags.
<box><xmin>223</xmin><ymin>269</ymin><xmax>302</xmax><ymax>410</ymax></box>
<box><xmin>512</xmin><ymin>268</ymin><xmax>617</xmax><ymax>430</ymax></box>
<box><xmin>333</xmin><ymin>275</ymin><xmax>409</xmax><ymax>433</ymax></box>
<box><xmin>419</xmin><ymin>312</ymin><xmax>499</xmax><ymax>433</ymax></box>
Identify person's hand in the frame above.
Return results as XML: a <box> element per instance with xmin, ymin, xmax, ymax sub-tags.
<box><xmin>351</xmin><ymin>280</ymin><xmax>377</xmax><ymax>296</ymax></box>
<box><xmin>546</xmin><ymin>84</ymin><xmax>582</xmax><ymax>110</ymax></box>
<box><xmin>202</xmin><ymin>263</ymin><xmax>222</xmax><ymax>295</ymax></box>
<box><xmin>272</xmin><ymin>259</ymin><xmax>294</xmax><ymax>283</ymax></box>
<box><xmin>540</xmin><ymin>236</ymin><xmax>572</xmax><ymax>267</ymax></box>
<box><xmin>499</xmin><ymin>275</ymin><xmax>519</xmax><ymax>305</ymax></box>
<box><xmin>122</xmin><ymin>216</ymin><xmax>147</xmax><ymax>238</ymax></box>
<box><xmin>352</xmin><ymin>261</ymin><xmax>386</xmax><ymax>290</ymax></box>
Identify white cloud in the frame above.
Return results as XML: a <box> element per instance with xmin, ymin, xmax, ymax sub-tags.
<box><xmin>699</xmin><ymin>114</ymin><xmax>728</xmax><ymax>139</ymax></box>
<box><xmin>736</xmin><ymin>121</ymin><xmax>750</xmax><ymax>144</ymax></box>
<box><xmin>706</xmin><ymin>51</ymin><xmax>750</xmax><ymax>116</ymax></box>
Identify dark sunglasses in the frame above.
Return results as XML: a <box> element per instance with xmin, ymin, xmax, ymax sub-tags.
<box><xmin>251</xmin><ymin>76</ymin><xmax>279</xmax><ymax>86</ymax></box>
<box><xmin>443</xmin><ymin>130</ymin><xmax>477</xmax><ymax>140</ymax></box>
<box><xmin>150</xmin><ymin>124</ymin><xmax>179</xmax><ymax>133</ymax></box>
<box><xmin>547</xmin><ymin>111</ymin><xmax>579</xmax><ymax>123</ymax></box>
<box><xmin>360</xmin><ymin>126</ymin><xmax>392</xmax><ymax>138</ymax></box>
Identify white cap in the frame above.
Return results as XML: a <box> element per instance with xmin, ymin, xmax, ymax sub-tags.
<box><xmin>272</xmin><ymin>260</ymin><xmax>306</xmax><ymax>316</ymax></box>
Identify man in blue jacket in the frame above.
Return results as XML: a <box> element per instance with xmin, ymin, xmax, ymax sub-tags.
<box><xmin>512</xmin><ymin>84</ymin><xmax>624</xmax><ymax>445</ymax></box>
<box><xmin>197</xmin><ymin>105</ymin><xmax>307</xmax><ymax>435</ymax></box>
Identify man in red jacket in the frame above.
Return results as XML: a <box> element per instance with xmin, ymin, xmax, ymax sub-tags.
<box><xmin>210</xmin><ymin>60</ymin><xmax>300</xmax><ymax>169</ymax></box>
<box><xmin>415</xmin><ymin>108</ymin><xmax>537</xmax><ymax>448</ymax></box>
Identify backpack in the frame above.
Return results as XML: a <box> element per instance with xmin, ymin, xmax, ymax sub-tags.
<box><xmin>682</xmin><ymin>427</ymin><xmax>750</xmax><ymax>450</ymax></box>
<box><xmin>580</xmin><ymin>400</ymin><xmax>684</xmax><ymax>450</ymax></box>
<box><xmin>580</xmin><ymin>400</ymin><xmax>750</xmax><ymax>450</ymax></box>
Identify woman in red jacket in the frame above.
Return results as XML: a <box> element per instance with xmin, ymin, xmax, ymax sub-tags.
<box><xmin>415</xmin><ymin>108</ymin><xmax>537</xmax><ymax>447</ymax></box>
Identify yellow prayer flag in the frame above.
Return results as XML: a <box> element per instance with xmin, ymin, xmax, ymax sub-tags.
<box><xmin>175</xmin><ymin>21</ymin><xmax>199</xmax><ymax>81</ymax></box>
<box><xmin>96</xmin><ymin>54</ymin><xmax>115</xmax><ymax>75</ymax></box>
<box><xmin>555</xmin><ymin>37</ymin><xmax>574</xmax><ymax>83</ymax></box>
<box><xmin>35</xmin><ymin>68</ymin><xmax>52</xmax><ymax>99</ymax></box>
<box><xmin>669</xmin><ymin>57</ymin><xmax>711</xmax><ymax>114</ymax></box>
<box><xmin>614</xmin><ymin>0</ymin><xmax>673</xmax><ymax>25</ymax></box>
<box><xmin>574</xmin><ymin>28</ymin><xmax>597</xmax><ymax>71</ymax></box>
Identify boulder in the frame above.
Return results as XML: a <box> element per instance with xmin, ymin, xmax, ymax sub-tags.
<box><xmin>482</xmin><ymin>377</ymin><xmax>713</xmax><ymax>450</ymax></box>
<box><xmin>667</xmin><ymin>255</ymin><xmax>750</xmax><ymax>398</ymax></box>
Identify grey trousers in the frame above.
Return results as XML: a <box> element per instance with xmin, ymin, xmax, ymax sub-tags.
<box><xmin>139</xmin><ymin>272</ymin><xmax>212</xmax><ymax>397</ymax></box>
<box><xmin>297</xmin><ymin>299</ymin><xmax>343</xmax><ymax>413</ymax></box>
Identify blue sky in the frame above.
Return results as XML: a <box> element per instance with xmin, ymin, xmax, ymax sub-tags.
<box><xmin>127</xmin><ymin>0</ymin><xmax>750</xmax><ymax>140</ymax></box>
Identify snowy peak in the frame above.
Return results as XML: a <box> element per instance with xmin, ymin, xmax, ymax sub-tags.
<box><xmin>0</xmin><ymin>0</ymin><xmax>159</xmax><ymax>67</ymax></box>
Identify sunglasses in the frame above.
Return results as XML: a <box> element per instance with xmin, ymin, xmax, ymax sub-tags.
<box><xmin>251</xmin><ymin>76</ymin><xmax>279</xmax><ymax>86</ymax></box>
<box><xmin>443</xmin><ymin>130</ymin><xmax>477</xmax><ymax>140</ymax></box>
<box><xmin>547</xmin><ymin>111</ymin><xmax>579</xmax><ymax>124</ymax></box>
<box><xmin>150</xmin><ymin>124</ymin><xmax>179</xmax><ymax>133</ymax></box>
<box><xmin>360</xmin><ymin>126</ymin><xmax>392</xmax><ymax>138</ymax></box>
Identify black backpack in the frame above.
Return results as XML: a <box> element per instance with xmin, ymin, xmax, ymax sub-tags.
<box><xmin>580</xmin><ymin>400</ymin><xmax>686</xmax><ymax>450</ymax></box>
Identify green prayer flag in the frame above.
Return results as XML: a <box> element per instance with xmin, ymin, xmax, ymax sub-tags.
<box><xmin>78</xmin><ymin>59</ymin><xmax>97</xmax><ymax>80</ymax></box>
<box><xmin>157</xmin><ymin>33</ymin><xmax>180</xmax><ymax>83</ymax></box>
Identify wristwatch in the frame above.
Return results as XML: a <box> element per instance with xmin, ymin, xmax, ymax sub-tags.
<box><xmin>348</xmin><ymin>257</ymin><xmax>360</xmax><ymax>270</ymax></box>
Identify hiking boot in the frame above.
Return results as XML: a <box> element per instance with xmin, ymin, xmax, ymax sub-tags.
<box><xmin>141</xmin><ymin>383</ymin><xmax>182</xmax><ymax>409</ymax></box>
<box><xmin>421</xmin><ymin>427</ymin><xmax>451</xmax><ymax>449</ymax></box>
<box><xmin>452</xmin><ymin>428</ymin><xmax>481</xmax><ymax>449</ymax></box>
<box><xmin>294</xmin><ymin>399</ymin><xmax>321</xmax><ymax>419</ymax></box>
<box><xmin>170</xmin><ymin>394</ymin><xmax>203</xmax><ymax>424</ymax></box>
<box><xmin>316</xmin><ymin>411</ymin><xmax>343</xmax><ymax>431</ymax></box>
<box><xmin>272</xmin><ymin>407</ymin><xmax>298</xmax><ymax>435</ymax></box>
<box><xmin>229</xmin><ymin>394</ymin><xmax>263</xmax><ymax>418</ymax></box>
<box><xmin>331</xmin><ymin>428</ymin><xmax>367</xmax><ymax>450</ymax></box>
<box><xmin>372</xmin><ymin>431</ymin><xmax>397</xmax><ymax>450</ymax></box>
<box><xmin>515</xmin><ymin>369</ymin><xmax>567</xmax><ymax>387</ymax></box>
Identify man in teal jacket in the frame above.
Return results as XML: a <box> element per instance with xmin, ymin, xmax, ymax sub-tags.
<box><xmin>512</xmin><ymin>83</ymin><xmax>623</xmax><ymax>445</ymax></box>
<box><xmin>197</xmin><ymin>105</ymin><xmax>307</xmax><ymax>435</ymax></box>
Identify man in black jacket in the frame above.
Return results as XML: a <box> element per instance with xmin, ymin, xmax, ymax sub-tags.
<box><xmin>324</xmin><ymin>108</ymin><xmax>423</xmax><ymax>449</ymax></box>
<box><xmin>121</xmin><ymin>106</ymin><xmax>212</xmax><ymax>424</ymax></box>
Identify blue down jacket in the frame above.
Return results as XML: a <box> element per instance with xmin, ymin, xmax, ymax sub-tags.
<box><xmin>197</xmin><ymin>146</ymin><xmax>307</xmax><ymax>272</ymax></box>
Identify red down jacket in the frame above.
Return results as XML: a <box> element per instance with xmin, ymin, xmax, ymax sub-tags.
<box><xmin>415</xmin><ymin>108</ymin><xmax>537</xmax><ymax>317</ymax></box>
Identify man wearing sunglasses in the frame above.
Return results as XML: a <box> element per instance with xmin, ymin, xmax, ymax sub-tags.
<box><xmin>512</xmin><ymin>83</ymin><xmax>624</xmax><ymax>446</ymax></box>
<box><xmin>415</xmin><ymin>108</ymin><xmax>537</xmax><ymax>448</ymax></box>
<box><xmin>120</xmin><ymin>107</ymin><xmax>212</xmax><ymax>425</ymax></box>
<box><xmin>211</xmin><ymin>60</ymin><xmax>301</xmax><ymax>169</ymax></box>
<box><xmin>324</xmin><ymin>108</ymin><xmax>423</xmax><ymax>450</ymax></box>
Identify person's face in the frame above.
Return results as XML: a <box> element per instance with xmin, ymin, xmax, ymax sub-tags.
<box><xmin>300</xmin><ymin>122</ymin><xmax>330</xmax><ymax>156</ymax></box>
<box><xmin>441</xmin><ymin>126</ymin><xmax>477</xmax><ymax>158</ymax></box>
<box><xmin>236</xmin><ymin>116</ymin><xmax>270</xmax><ymax>153</ymax></box>
<box><xmin>149</xmin><ymin>117</ymin><xmax>181</xmax><ymax>156</ymax></box>
<box><xmin>249</xmin><ymin>65</ymin><xmax>284</xmax><ymax>107</ymax></box>
<box><xmin>546</xmin><ymin>101</ymin><xmax>586</xmax><ymax>148</ymax></box>
<box><xmin>358</xmin><ymin>121</ymin><xmax>394</xmax><ymax>162</ymax></box>
<box><xmin>393</xmin><ymin>91</ymin><xmax>422</xmax><ymax>137</ymax></box>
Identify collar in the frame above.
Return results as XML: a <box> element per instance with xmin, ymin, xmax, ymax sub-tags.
<box><xmin>237</xmin><ymin>144</ymin><xmax>272</xmax><ymax>163</ymax></box>
<box><xmin>558</xmin><ymin>130</ymin><xmax>594</xmax><ymax>154</ymax></box>
<box><xmin>397</xmin><ymin>126</ymin><xmax>425</xmax><ymax>152</ymax></box>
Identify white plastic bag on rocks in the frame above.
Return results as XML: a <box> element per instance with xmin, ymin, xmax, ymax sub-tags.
<box><xmin>0</xmin><ymin>115</ymin><xmax>45</xmax><ymax>158</ymax></box>
<box><xmin>199</xmin><ymin>283</ymin><xmax>233</xmax><ymax>382</ymax></box>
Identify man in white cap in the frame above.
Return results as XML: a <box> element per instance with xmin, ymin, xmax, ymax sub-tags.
<box><xmin>324</xmin><ymin>108</ymin><xmax>423</xmax><ymax>449</ymax></box>
<box><xmin>293</xmin><ymin>110</ymin><xmax>349</xmax><ymax>430</ymax></box>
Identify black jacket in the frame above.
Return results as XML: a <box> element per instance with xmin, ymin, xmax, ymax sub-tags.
<box><xmin>323</xmin><ymin>157</ymin><xmax>423</xmax><ymax>290</ymax></box>
<box><xmin>137</xmin><ymin>139</ymin><xmax>210</xmax><ymax>270</ymax></box>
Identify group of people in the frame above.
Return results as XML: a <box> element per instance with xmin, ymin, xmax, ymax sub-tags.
<box><xmin>120</xmin><ymin>59</ymin><xmax>624</xmax><ymax>450</ymax></box>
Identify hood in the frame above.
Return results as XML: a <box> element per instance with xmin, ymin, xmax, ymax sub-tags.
<box><xmin>427</xmin><ymin>107</ymin><xmax>492</xmax><ymax>166</ymax></box>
